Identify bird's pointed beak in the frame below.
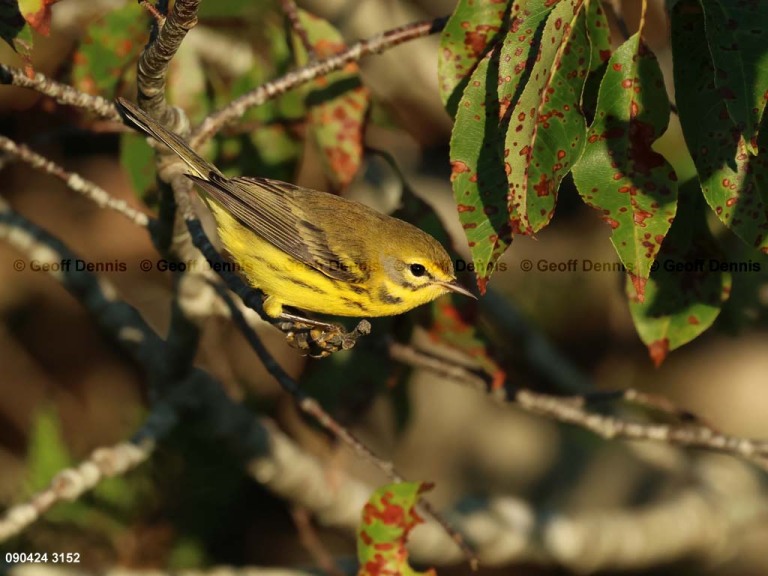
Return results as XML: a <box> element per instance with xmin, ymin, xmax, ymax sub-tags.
<box><xmin>439</xmin><ymin>280</ymin><xmax>477</xmax><ymax>300</ymax></box>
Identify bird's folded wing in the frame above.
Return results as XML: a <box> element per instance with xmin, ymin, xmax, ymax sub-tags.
<box><xmin>189</xmin><ymin>174</ymin><xmax>367</xmax><ymax>283</ymax></box>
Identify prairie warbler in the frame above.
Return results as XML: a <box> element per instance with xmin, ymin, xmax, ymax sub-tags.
<box><xmin>116</xmin><ymin>98</ymin><xmax>474</xmax><ymax>318</ymax></box>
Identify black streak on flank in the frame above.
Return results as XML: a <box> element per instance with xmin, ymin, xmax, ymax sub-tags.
<box><xmin>378</xmin><ymin>285</ymin><xmax>403</xmax><ymax>305</ymax></box>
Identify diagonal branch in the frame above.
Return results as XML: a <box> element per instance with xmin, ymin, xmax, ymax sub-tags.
<box><xmin>190</xmin><ymin>16</ymin><xmax>447</xmax><ymax>147</ymax></box>
<box><xmin>0</xmin><ymin>64</ymin><xmax>119</xmax><ymax>120</ymax></box>
<box><xmin>0</xmin><ymin>135</ymin><xmax>150</xmax><ymax>227</ymax></box>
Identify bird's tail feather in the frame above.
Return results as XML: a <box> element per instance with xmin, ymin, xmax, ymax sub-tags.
<box><xmin>115</xmin><ymin>97</ymin><xmax>216</xmax><ymax>180</ymax></box>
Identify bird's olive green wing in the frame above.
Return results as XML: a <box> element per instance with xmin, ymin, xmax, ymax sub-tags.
<box><xmin>189</xmin><ymin>173</ymin><xmax>368</xmax><ymax>283</ymax></box>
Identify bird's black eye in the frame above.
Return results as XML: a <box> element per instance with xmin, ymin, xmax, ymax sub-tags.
<box><xmin>409</xmin><ymin>263</ymin><xmax>426</xmax><ymax>277</ymax></box>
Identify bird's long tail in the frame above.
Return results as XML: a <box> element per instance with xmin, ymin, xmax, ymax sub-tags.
<box><xmin>115</xmin><ymin>97</ymin><xmax>218</xmax><ymax>180</ymax></box>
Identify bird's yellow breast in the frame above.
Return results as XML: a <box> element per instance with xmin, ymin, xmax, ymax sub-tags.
<box><xmin>208</xmin><ymin>202</ymin><xmax>447</xmax><ymax>318</ymax></box>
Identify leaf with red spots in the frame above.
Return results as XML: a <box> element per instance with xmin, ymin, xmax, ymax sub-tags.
<box><xmin>0</xmin><ymin>0</ymin><xmax>35</xmax><ymax>76</ymax></box>
<box><xmin>572</xmin><ymin>34</ymin><xmax>678</xmax><ymax>301</ymax></box>
<box><xmin>628</xmin><ymin>181</ymin><xmax>731</xmax><ymax>367</ymax></box>
<box><xmin>503</xmin><ymin>0</ymin><xmax>590</xmax><ymax>234</ymax></box>
<box><xmin>72</xmin><ymin>3</ymin><xmax>146</xmax><ymax>97</ymax></box>
<box><xmin>296</xmin><ymin>10</ymin><xmax>370</xmax><ymax>189</ymax></box>
<box><xmin>438</xmin><ymin>0</ymin><xmax>510</xmax><ymax>117</ymax></box>
<box><xmin>429</xmin><ymin>298</ymin><xmax>506</xmax><ymax>390</ymax></box>
<box><xmin>388</xmin><ymin>160</ymin><xmax>505</xmax><ymax>389</ymax></box>
<box><xmin>450</xmin><ymin>46</ymin><xmax>512</xmax><ymax>293</ymax></box>
<box><xmin>672</xmin><ymin>0</ymin><xmax>768</xmax><ymax>254</ymax></box>
<box><xmin>584</xmin><ymin>0</ymin><xmax>611</xmax><ymax>72</ymax></box>
<box><xmin>699</xmin><ymin>0</ymin><xmax>768</xmax><ymax>155</ymax></box>
<box><xmin>18</xmin><ymin>0</ymin><xmax>58</xmax><ymax>35</ymax></box>
<box><xmin>357</xmin><ymin>482</ymin><xmax>436</xmax><ymax>576</ymax></box>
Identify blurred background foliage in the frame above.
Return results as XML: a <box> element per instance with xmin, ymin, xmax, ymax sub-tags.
<box><xmin>1</xmin><ymin>0</ymin><xmax>768</xmax><ymax>574</ymax></box>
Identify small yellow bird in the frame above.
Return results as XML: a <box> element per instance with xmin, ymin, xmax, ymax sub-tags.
<box><xmin>116</xmin><ymin>98</ymin><xmax>474</xmax><ymax>319</ymax></box>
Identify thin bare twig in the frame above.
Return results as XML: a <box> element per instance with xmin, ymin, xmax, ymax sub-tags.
<box><xmin>389</xmin><ymin>342</ymin><xmax>768</xmax><ymax>472</ymax></box>
<box><xmin>139</xmin><ymin>0</ymin><xmax>167</xmax><ymax>26</ymax></box>
<box><xmin>280</xmin><ymin>0</ymin><xmax>315</xmax><ymax>59</ymax></box>
<box><xmin>0</xmin><ymin>440</ymin><xmax>153</xmax><ymax>541</ymax></box>
<box><xmin>191</xmin><ymin>16</ymin><xmax>447</xmax><ymax>147</ymax></box>
<box><xmin>0</xmin><ymin>135</ymin><xmax>150</xmax><ymax>227</ymax></box>
<box><xmin>0</xmin><ymin>63</ymin><xmax>119</xmax><ymax>120</ymax></box>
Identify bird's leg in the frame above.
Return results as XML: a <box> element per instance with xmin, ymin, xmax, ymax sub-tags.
<box><xmin>274</xmin><ymin>312</ymin><xmax>372</xmax><ymax>358</ymax></box>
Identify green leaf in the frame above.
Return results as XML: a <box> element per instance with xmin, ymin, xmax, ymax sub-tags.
<box><xmin>699</xmin><ymin>0</ymin><xmax>768</xmax><ymax>154</ymax></box>
<box><xmin>18</xmin><ymin>0</ymin><xmax>57</xmax><ymax>35</ymax></box>
<box><xmin>629</xmin><ymin>180</ymin><xmax>731</xmax><ymax>367</ymax></box>
<box><xmin>504</xmin><ymin>0</ymin><xmax>589</xmax><ymax>234</ymax></box>
<box><xmin>25</xmin><ymin>404</ymin><xmax>72</xmax><ymax>493</ymax></box>
<box><xmin>584</xmin><ymin>0</ymin><xmax>611</xmax><ymax>73</ymax></box>
<box><xmin>120</xmin><ymin>132</ymin><xmax>157</xmax><ymax>201</ymax></box>
<box><xmin>672</xmin><ymin>0</ymin><xmax>768</xmax><ymax>254</ymax></box>
<box><xmin>572</xmin><ymin>33</ymin><xmax>678</xmax><ymax>301</ymax></box>
<box><xmin>72</xmin><ymin>3</ymin><xmax>146</xmax><ymax>97</ymax></box>
<box><xmin>0</xmin><ymin>0</ymin><xmax>35</xmax><ymax>75</ymax></box>
<box><xmin>297</xmin><ymin>10</ymin><xmax>370</xmax><ymax>189</ymax></box>
<box><xmin>450</xmin><ymin>46</ymin><xmax>512</xmax><ymax>294</ymax></box>
<box><xmin>438</xmin><ymin>0</ymin><xmax>510</xmax><ymax>116</ymax></box>
<box><xmin>429</xmin><ymin>298</ymin><xmax>506</xmax><ymax>389</ymax></box>
<box><xmin>357</xmin><ymin>482</ymin><xmax>436</xmax><ymax>576</ymax></box>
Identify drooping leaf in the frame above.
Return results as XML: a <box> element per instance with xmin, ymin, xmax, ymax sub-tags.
<box><xmin>438</xmin><ymin>0</ymin><xmax>510</xmax><ymax>116</ymax></box>
<box><xmin>18</xmin><ymin>0</ymin><xmax>58</xmax><ymax>35</ymax></box>
<box><xmin>429</xmin><ymin>298</ymin><xmax>506</xmax><ymax>390</ymax></box>
<box><xmin>72</xmin><ymin>3</ymin><xmax>146</xmax><ymax>97</ymax></box>
<box><xmin>0</xmin><ymin>0</ymin><xmax>35</xmax><ymax>76</ymax></box>
<box><xmin>450</xmin><ymin>45</ymin><xmax>512</xmax><ymax>293</ymax></box>
<box><xmin>629</xmin><ymin>180</ymin><xmax>731</xmax><ymax>367</ymax></box>
<box><xmin>296</xmin><ymin>10</ymin><xmax>370</xmax><ymax>189</ymax></box>
<box><xmin>584</xmin><ymin>0</ymin><xmax>611</xmax><ymax>73</ymax></box>
<box><xmin>504</xmin><ymin>0</ymin><xmax>589</xmax><ymax>234</ymax></box>
<box><xmin>699</xmin><ymin>0</ymin><xmax>768</xmax><ymax>154</ymax></box>
<box><xmin>572</xmin><ymin>33</ymin><xmax>678</xmax><ymax>301</ymax></box>
<box><xmin>672</xmin><ymin>0</ymin><xmax>768</xmax><ymax>254</ymax></box>
<box><xmin>357</xmin><ymin>482</ymin><xmax>436</xmax><ymax>576</ymax></box>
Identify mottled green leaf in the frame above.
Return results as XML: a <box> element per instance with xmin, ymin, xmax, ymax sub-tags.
<box><xmin>18</xmin><ymin>0</ymin><xmax>57</xmax><ymax>34</ymax></box>
<box><xmin>438</xmin><ymin>0</ymin><xmax>510</xmax><ymax>116</ymax></box>
<box><xmin>629</xmin><ymin>181</ymin><xmax>731</xmax><ymax>367</ymax></box>
<box><xmin>0</xmin><ymin>0</ymin><xmax>34</xmax><ymax>75</ymax></box>
<box><xmin>72</xmin><ymin>3</ymin><xmax>146</xmax><ymax>97</ymax></box>
<box><xmin>700</xmin><ymin>0</ymin><xmax>768</xmax><ymax>154</ymax></box>
<box><xmin>672</xmin><ymin>0</ymin><xmax>768</xmax><ymax>253</ymax></box>
<box><xmin>572</xmin><ymin>33</ymin><xmax>678</xmax><ymax>301</ymax></box>
<box><xmin>297</xmin><ymin>9</ymin><xmax>370</xmax><ymax>189</ymax></box>
<box><xmin>450</xmin><ymin>46</ymin><xmax>511</xmax><ymax>293</ymax></box>
<box><xmin>429</xmin><ymin>298</ymin><xmax>506</xmax><ymax>389</ymax></box>
<box><xmin>357</xmin><ymin>482</ymin><xmax>435</xmax><ymax>576</ymax></box>
<box><xmin>504</xmin><ymin>0</ymin><xmax>589</xmax><ymax>234</ymax></box>
<box><xmin>584</xmin><ymin>0</ymin><xmax>611</xmax><ymax>73</ymax></box>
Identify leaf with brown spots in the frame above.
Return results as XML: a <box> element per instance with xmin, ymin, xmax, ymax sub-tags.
<box><xmin>699</xmin><ymin>0</ymin><xmax>768</xmax><ymax>154</ymax></box>
<box><xmin>72</xmin><ymin>3</ymin><xmax>146</xmax><ymax>97</ymax></box>
<box><xmin>628</xmin><ymin>181</ymin><xmax>731</xmax><ymax>367</ymax></box>
<box><xmin>0</xmin><ymin>0</ymin><xmax>35</xmax><ymax>76</ymax></box>
<box><xmin>503</xmin><ymin>0</ymin><xmax>590</xmax><ymax>234</ymax></box>
<box><xmin>357</xmin><ymin>482</ymin><xmax>436</xmax><ymax>576</ymax></box>
<box><xmin>672</xmin><ymin>0</ymin><xmax>768</xmax><ymax>254</ymax></box>
<box><xmin>572</xmin><ymin>33</ymin><xmax>678</xmax><ymax>302</ymax></box>
<box><xmin>296</xmin><ymin>10</ymin><xmax>370</xmax><ymax>189</ymax></box>
<box><xmin>438</xmin><ymin>0</ymin><xmax>511</xmax><ymax>117</ymax></box>
<box><xmin>450</xmin><ymin>45</ymin><xmax>512</xmax><ymax>293</ymax></box>
<box><xmin>18</xmin><ymin>0</ymin><xmax>59</xmax><ymax>35</ymax></box>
